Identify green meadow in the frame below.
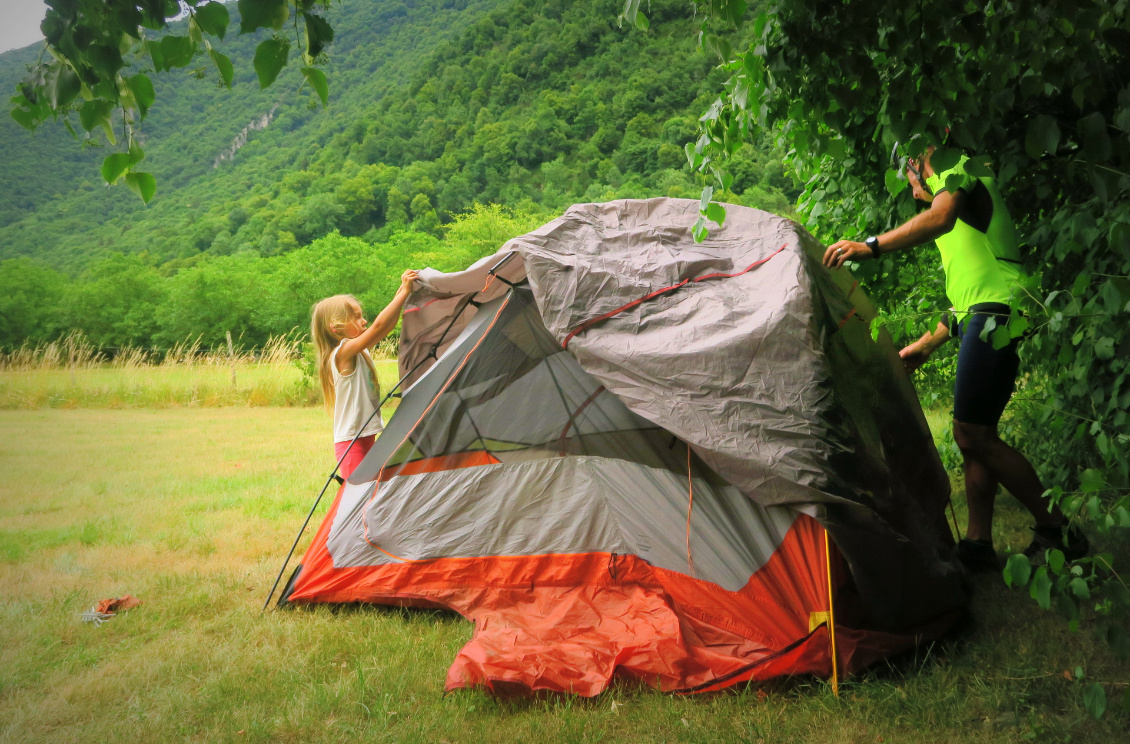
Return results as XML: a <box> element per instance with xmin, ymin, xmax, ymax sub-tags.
<box><xmin>0</xmin><ymin>397</ymin><xmax>1125</xmax><ymax>742</ymax></box>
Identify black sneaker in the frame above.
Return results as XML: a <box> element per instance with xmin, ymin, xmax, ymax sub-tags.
<box><xmin>1022</xmin><ymin>522</ymin><xmax>1090</xmax><ymax>563</ymax></box>
<box><xmin>955</xmin><ymin>538</ymin><xmax>1001</xmax><ymax>573</ymax></box>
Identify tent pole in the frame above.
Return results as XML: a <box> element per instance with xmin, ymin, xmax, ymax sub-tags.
<box><xmin>261</xmin><ymin>288</ymin><xmax>502</xmax><ymax>611</ymax></box>
<box><xmin>260</xmin><ymin>362</ymin><xmax>424</xmax><ymax>612</ymax></box>
<box><xmin>824</xmin><ymin>526</ymin><xmax>840</xmax><ymax>697</ymax></box>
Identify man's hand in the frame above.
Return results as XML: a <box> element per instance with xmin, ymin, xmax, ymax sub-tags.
<box><xmin>822</xmin><ymin>240</ymin><xmax>870</xmax><ymax>269</ymax></box>
<box><xmin>899</xmin><ymin>341</ymin><xmax>932</xmax><ymax>373</ymax></box>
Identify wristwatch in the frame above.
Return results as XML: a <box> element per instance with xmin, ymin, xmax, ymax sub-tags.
<box><xmin>865</xmin><ymin>236</ymin><xmax>881</xmax><ymax>258</ymax></box>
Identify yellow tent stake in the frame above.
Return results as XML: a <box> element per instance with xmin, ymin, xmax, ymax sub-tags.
<box><xmin>824</xmin><ymin>526</ymin><xmax>840</xmax><ymax>697</ymax></box>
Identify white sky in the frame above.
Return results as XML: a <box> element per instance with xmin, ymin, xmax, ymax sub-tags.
<box><xmin>0</xmin><ymin>0</ymin><xmax>48</xmax><ymax>54</ymax></box>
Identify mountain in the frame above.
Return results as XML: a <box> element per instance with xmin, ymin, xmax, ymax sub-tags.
<box><xmin>0</xmin><ymin>0</ymin><xmax>795</xmax><ymax>349</ymax></box>
<box><xmin>1</xmin><ymin>0</ymin><xmax>793</xmax><ymax>271</ymax></box>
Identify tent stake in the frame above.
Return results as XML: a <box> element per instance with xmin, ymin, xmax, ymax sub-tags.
<box><xmin>824</xmin><ymin>527</ymin><xmax>840</xmax><ymax>697</ymax></box>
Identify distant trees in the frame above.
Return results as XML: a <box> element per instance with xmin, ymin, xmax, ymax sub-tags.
<box><xmin>0</xmin><ymin>205</ymin><xmax>550</xmax><ymax>352</ymax></box>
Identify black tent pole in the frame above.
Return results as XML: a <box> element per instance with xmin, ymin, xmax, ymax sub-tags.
<box><xmin>260</xmin><ymin>357</ymin><xmax>430</xmax><ymax>612</ymax></box>
<box><xmin>261</xmin><ymin>275</ymin><xmax>514</xmax><ymax>612</ymax></box>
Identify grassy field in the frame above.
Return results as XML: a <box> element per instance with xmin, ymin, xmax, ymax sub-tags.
<box><xmin>1</xmin><ymin>408</ymin><xmax>1127</xmax><ymax>743</ymax></box>
<box><xmin>0</xmin><ymin>360</ymin><xmax>400</xmax><ymax>410</ymax></box>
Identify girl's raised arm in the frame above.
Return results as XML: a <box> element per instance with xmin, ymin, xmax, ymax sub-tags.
<box><xmin>337</xmin><ymin>270</ymin><xmax>419</xmax><ymax>365</ymax></box>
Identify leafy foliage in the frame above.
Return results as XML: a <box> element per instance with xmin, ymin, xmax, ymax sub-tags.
<box><xmin>677</xmin><ymin>0</ymin><xmax>1130</xmax><ymax>715</ymax></box>
<box><xmin>9</xmin><ymin>0</ymin><xmax>334</xmax><ymax>203</ymax></box>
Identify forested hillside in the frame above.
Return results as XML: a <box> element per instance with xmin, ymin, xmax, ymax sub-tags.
<box><xmin>0</xmin><ymin>0</ymin><xmax>793</xmax><ymax>349</ymax></box>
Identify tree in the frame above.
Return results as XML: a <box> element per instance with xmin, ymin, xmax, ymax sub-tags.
<box><xmin>669</xmin><ymin>0</ymin><xmax>1130</xmax><ymax>707</ymax></box>
<box><xmin>67</xmin><ymin>253</ymin><xmax>165</xmax><ymax>347</ymax></box>
<box><xmin>0</xmin><ymin>259</ymin><xmax>67</xmax><ymax>348</ymax></box>
<box><xmin>9</xmin><ymin>0</ymin><xmax>334</xmax><ymax>203</ymax></box>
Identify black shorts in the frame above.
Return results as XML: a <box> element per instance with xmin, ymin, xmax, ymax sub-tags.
<box><xmin>953</xmin><ymin>303</ymin><xmax>1021</xmax><ymax>426</ymax></box>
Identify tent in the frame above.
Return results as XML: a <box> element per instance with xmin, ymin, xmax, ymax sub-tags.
<box><xmin>280</xmin><ymin>198</ymin><xmax>966</xmax><ymax>696</ymax></box>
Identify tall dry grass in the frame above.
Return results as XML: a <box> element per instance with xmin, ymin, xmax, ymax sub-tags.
<box><xmin>0</xmin><ymin>331</ymin><xmax>345</xmax><ymax>409</ymax></box>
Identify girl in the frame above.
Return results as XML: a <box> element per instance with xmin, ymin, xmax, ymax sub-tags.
<box><xmin>310</xmin><ymin>270</ymin><xmax>418</xmax><ymax>478</ymax></box>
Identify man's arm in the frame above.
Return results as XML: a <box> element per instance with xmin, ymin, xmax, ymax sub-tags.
<box><xmin>899</xmin><ymin>321</ymin><xmax>951</xmax><ymax>373</ymax></box>
<box><xmin>822</xmin><ymin>188</ymin><xmax>963</xmax><ymax>269</ymax></box>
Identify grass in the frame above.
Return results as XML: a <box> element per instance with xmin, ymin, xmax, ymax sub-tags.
<box><xmin>0</xmin><ymin>408</ymin><xmax>1127</xmax><ymax>743</ymax></box>
<box><xmin>0</xmin><ymin>333</ymin><xmax>401</xmax><ymax>409</ymax></box>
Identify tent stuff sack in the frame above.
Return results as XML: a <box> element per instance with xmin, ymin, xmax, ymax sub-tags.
<box><xmin>281</xmin><ymin>197</ymin><xmax>966</xmax><ymax>696</ymax></box>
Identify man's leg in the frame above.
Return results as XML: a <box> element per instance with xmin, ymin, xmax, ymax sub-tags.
<box><xmin>952</xmin><ymin>420</ymin><xmax>1063</xmax><ymax>527</ymax></box>
<box><xmin>961</xmin><ymin>449</ymin><xmax>998</xmax><ymax>541</ymax></box>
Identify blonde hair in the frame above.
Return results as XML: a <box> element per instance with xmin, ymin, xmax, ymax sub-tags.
<box><xmin>310</xmin><ymin>294</ymin><xmax>379</xmax><ymax>413</ymax></box>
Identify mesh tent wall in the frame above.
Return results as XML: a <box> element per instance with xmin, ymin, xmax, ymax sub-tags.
<box><xmin>282</xmin><ymin>198</ymin><xmax>966</xmax><ymax>696</ymax></box>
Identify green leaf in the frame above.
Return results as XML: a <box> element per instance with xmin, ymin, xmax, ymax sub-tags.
<box><xmin>1048</xmin><ymin>548</ymin><xmax>1065</xmax><ymax>574</ymax></box>
<box><xmin>930</xmin><ymin>147</ymin><xmax>960</xmax><ymax>174</ymax></box>
<box><xmin>301</xmin><ymin>67</ymin><xmax>328</xmax><ymax>108</ymax></box>
<box><xmin>78</xmin><ymin>99</ymin><xmax>112</xmax><ymax>134</ymax></box>
<box><xmin>1007</xmin><ymin>314</ymin><xmax>1029</xmax><ymax>338</ymax></box>
<box><xmin>990</xmin><ymin>324</ymin><xmax>1011</xmax><ymax>350</ymax></box>
<box><xmin>884</xmin><ymin>168</ymin><xmax>904</xmax><ymax>196</ymax></box>
<box><xmin>1094</xmin><ymin>337</ymin><xmax>1115</xmax><ymax>360</ymax></box>
<box><xmin>685</xmin><ymin>142</ymin><xmax>702</xmax><ymax>170</ymax></box>
<box><xmin>159</xmin><ymin>35</ymin><xmax>195</xmax><ymax>69</ymax></box>
<box><xmin>978</xmin><ymin>315</ymin><xmax>998</xmax><ymax>342</ymax></box>
<box><xmin>1004</xmin><ymin>553</ymin><xmax>1032</xmax><ymax>588</ymax></box>
<box><xmin>125</xmin><ymin>172</ymin><xmax>157</xmax><ymax>204</ymax></box>
<box><xmin>303</xmin><ymin>12</ymin><xmax>335</xmax><ymax>58</ymax></box>
<box><xmin>194</xmin><ymin>2</ymin><xmax>230</xmax><ymax>39</ymax></box>
<box><xmin>1078</xmin><ymin>112</ymin><xmax>1112</xmax><ymax>162</ymax></box>
<box><xmin>146</xmin><ymin>39</ymin><xmax>165</xmax><ymax>72</ymax></box>
<box><xmin>964</xmin><ymin>157</ymin><xmax>993</xmax><ymax>178</ymax></box>
<box><xmin>869</xmin><ymin>316</ymin><xmax>885</xmax><ymax>342</ymax></box>
<box><xmin>10</xmin><ymin>106</ymin><xmax>36</xmax><ymax>131</ymax></box>
<box><xmin>1025</xmin><ymin>114</ymin><xmax>1060</xmax><ymax>158</ymax></box>
<box><xmin>1083</xmin><ymin>682</ymin><xmax>1106</xmax><ymax>720</ymax></box>
<box><xmin>127</xmin><ymin>74</ymin><xmax>155</xmax><ymax>119</ymax></box>
<box><xmin>726</xmin><ymin>0</ymin><xmax>748</xmax><ymax>26</ymax></box>
<box><xmin>253</xmin><ymin>38</ymin><xmax>290</xmax><ymax>90</ymax></box>
<box><xmin>46</xmin><ymin>63</ymin><xmax>80</xmax><ymax>109</ymax></box>
<box><xmin>1069</xmin><ymin>577</ymin><xmax>1090</xmax><ymax>600</ymax></box>
<box><xmin>692</xmin><ymin>216</ymin><xmax>708</xmax><ymax>243</ymax></box>
<box><xmin>239</xmin><ymin>0</ymin><xmax>289</xmax><ymax>33</ymax></box>
<box><xmin>100</xmin><ymin>153</ymin><xmax>131</xmax><ymax>184</ymax></box>
<box><xmin>1030</xmin><ymin>566</ymin><xmax>1052</xmax><ymax>609</ymax></box>
<box><xmin>209</xmin><ymin>50</ymin><xmax>234</xmax><ymax>88</ymax></box>
<box><xmin>1080</xmin><ymin>469</ymin><xmax>1106</xmax><ymax>492</ymax></box>
<box><xmin>705</xmin><ymin>202</ymin><xmax>727</xmax><ymax>225</ymax></box>
<box><xmin>699</xmin><ymin>186</ymin><xmax>714</xmax><ymax>213</ymax></box>
<box><xmin>635</xmin><ymin>11</ymin><xmax>649</xmax><ymax>31</ymax></box>
<box><xmin>1107</xmin><ymin>581</ymin><xmax>1130</xmax><ymax>607</ymax></box>
<box><xmin>87</xmin><ymin>44</ymin><xmax>124</xmax><ymax>80</ymax></box>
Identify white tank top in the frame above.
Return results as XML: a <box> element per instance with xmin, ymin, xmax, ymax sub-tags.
<box><xmin>331</xmin><ymin>342</ymin><xmax>384</xmax><ymax>443</ymax></box>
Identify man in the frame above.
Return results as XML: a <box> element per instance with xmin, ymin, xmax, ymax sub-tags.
<box><xmin>821</xmin><ymin>145</ymin><xmax>1088</xmax><ymax>571</ymax></box>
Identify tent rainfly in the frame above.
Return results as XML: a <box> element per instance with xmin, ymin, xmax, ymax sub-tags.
<box><xmin>280</xmin><ymin>198</ymin><xmax>966</xmax><ymax>696</ymax></box>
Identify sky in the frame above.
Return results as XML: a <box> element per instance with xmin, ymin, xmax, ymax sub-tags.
<box><xmin>0</xmin><ymin>0</ymin><xmax>48</xmax><ymax>54</ymax></box>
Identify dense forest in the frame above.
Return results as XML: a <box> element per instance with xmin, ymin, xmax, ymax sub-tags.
<box><xmin>0</xmin><ymin>0</ymin><xmax>796</xmax><ymax>350</ymax></box>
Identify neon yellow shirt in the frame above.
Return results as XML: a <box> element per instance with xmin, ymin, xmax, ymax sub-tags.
<box><xmin>926</xmin><ymin>156</ymin><xmax>1024</xmax><ymax>313</ymax></box>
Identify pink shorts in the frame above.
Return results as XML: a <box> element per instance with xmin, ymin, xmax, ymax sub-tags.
<box><xmin>334</xmin><ymin>434</ymin><xmax>375</xmax><ymax>480</ymax></box>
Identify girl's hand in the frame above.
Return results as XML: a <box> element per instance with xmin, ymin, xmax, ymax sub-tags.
<box><xmin>400</xmin><ymin>270</ymin><xmax>419</xmax><ymax>293</ymax></box>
